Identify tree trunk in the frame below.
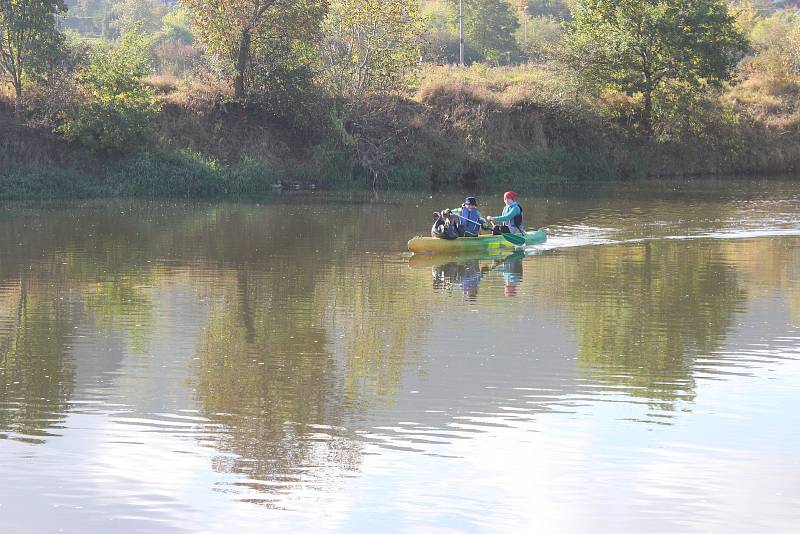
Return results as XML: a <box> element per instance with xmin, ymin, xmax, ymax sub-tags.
<box><xmin>642</xmin><ymin>89</ymin><xmax>653</xmax><ymax>136</ymax></box>
<box><xmin>234</xmin><ymin>28</ymin><xmax>251</xmax><ymax>99</ymax></box>
<box><xmin>13</xmin><ymin>80</ymin><xmax>23</xmax><ymax>117</ymax></box>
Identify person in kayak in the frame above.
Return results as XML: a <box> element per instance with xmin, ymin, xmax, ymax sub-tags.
<box><xmin>431</xmin><ymin>211</ymin><xmax>460</xmax><ymax>240</ymax></box>
<box><xmin>442</xmin><ymin>196</ymin><xmax>490</xmax><ymax>237</ymax></box>
<box><xmin>486</xmin><ymin>191</ymin><xmax>525</xmax><ymax>234</ymax></box>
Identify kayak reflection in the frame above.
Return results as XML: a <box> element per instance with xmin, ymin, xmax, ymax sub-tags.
<box><xmin>409</xmin><ymin>251</ymin><xmax>526</xmax><ymax>299</ymax></box>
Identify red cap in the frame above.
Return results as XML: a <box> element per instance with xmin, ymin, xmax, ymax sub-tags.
<box><xmin>503</xmin><ymin>191</ymin><xmax>517</xmax><ymax>201</ymax></box>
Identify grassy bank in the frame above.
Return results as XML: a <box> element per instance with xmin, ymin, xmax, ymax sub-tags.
<box><xmin>0</xmin><ymin>144</ymin><xmax>281</xmax><ymax>200</ymax></box>
<box><xmin>2</xmin><ymin>64</ymin><xmax>800</xmax><ymax>199</ymax></box>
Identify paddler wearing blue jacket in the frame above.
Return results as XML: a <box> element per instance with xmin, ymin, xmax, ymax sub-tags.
<box><xmin>486</xmin><ymin>191</ymin><xmax>525</xmax><ymax>234</ymax></box>
<box><xmin>442</xmin><ymin>196</ymin><xmax>489</xmax><ymax>237</ymax></box>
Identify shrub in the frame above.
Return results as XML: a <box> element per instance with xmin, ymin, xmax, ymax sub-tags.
<box><xmin>59</xmin><ymin>29</ymin><xmax>160</xmax><ymax>152</ymax></box>
<box><xmin>107</xmin><ymin>150</ymin><xmax>280</xmax><ymax>197</ymax></box>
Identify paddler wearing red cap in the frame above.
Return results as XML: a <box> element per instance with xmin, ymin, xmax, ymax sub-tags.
<box><xmin>486</xmin><ymin>191</ymin><xmax>525</xmax><ymax>234</ymax></box>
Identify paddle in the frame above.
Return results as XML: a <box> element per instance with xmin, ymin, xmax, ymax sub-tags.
<box><xmin>499</xmin><ymin>231</ymin><xmax>526</xmax><ymax>246</ymax></box>
<box><xmin>448</xmin><ymin>212</ymin><xmax>527</xmax><ymax>246</ymax></box>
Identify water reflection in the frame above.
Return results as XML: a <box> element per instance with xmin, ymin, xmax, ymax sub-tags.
<box><xmin>192</xmin><ymin>265</ymin><xmax>361</xmax><ymax>495</ymax></box>
<box><xmin>189</xmin><ymin>244</ymin><xmax>435</xmax><ymax>496</ymax></box>
<box><xmin>0</xmin><ymin>194</ymin><xmax>799</xmax><ymax>530</ymax></box>
<box><xmin>0</xmin><ymin>278</ymin><xmax>75</xmax><ymax>443</ymax></box>
<box><xmin>499</xmin><ymin>252</ymin><xmax>524</xmax><ymax>297</ymax></box>
<box><xmin>561</xmin><ymin>240</ymin><xmax>747</xmax><ymax>411</ymax></box>
<box><xmin>411</xmin><ymin>251</ymin><xmax>525</xmax><ymax>300</ymax></box>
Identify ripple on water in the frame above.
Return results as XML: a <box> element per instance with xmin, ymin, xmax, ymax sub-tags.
<box><xmin>2</xmin><ymin>197</ymin><xmax>800</xmax><ymax>532</ymax></box>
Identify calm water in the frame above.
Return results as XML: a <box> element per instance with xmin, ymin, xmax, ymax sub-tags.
<box><xmin>2</xmin><ymin>182</ymin><xmax>800</xmax><ymax>533</ymax></box>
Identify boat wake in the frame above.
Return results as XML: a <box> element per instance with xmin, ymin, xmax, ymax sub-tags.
<box><xmin>529</xmin><ymin>226</ymin><xmax>800</xmax><ymax>251</ymax></box>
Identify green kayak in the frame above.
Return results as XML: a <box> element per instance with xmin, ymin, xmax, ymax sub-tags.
<box><xmin>408</xmin><ymin>230</ymin><xmax>547</xmax><ymax>255</ymax></box>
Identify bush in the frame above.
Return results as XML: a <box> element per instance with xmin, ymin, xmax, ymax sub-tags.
<box><xmin>295</xmin><ymin>142</ymin><xmax>355</xmax><ymax>186</ymax></box>
<box><xmin>0</xmin><ymin>145</ymin><xmax>282</xmax><ymax>200</ymax></box>
<box><xmin>60</xmin><ymin>29</ymin><xmax>160</xmax><ymax>152</ymax></box>
<box><xmin>107</xmin><ymin>150</ymin><xmax>279</xmax><ymax>197</ymax></box>
<box><xmin>516</xmin><ymin>17</ymin><xmax>565</xmax><ymax>63</ymax></box>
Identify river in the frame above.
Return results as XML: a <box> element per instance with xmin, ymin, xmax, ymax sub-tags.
<box><xmin>1</xmin><ymin>181</ymin><xmax>799</xmax><ymax>533</ymax></box>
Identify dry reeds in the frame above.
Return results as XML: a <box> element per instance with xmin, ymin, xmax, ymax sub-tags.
<box><xmin>144</xmin><ymin>74</ymin><xmax>183</xmax><ymax>95</ymax></box>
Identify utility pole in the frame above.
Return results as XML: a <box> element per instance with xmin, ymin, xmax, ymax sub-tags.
<box><xmin>459</xmin><ymin>0</ymin><xmax>465</xmax><ymax>66</ymax></box>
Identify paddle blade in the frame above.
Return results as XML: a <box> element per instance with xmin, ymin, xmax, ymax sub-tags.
<box><xmin>502</xmin><ymin>232</ymin><xmax>526</xmax><ymax>246</ymax></box>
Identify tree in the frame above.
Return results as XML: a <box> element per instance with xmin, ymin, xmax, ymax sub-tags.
<box><xmin>516</xmin><ymin>15</ymin><xmax>564</xmax><ymax>62</ymax></box>
<box><xmin>152</xmin><ymin>7</ymin><xmax>199</xmax><ymax>77</ymax></box>
<box><xmin>63</xmin><ymin>0</ymin><xmax>115</xmax><ymax>38</ymax></box>
<box><xmin>59</xmin><ymin>29</ymin><xmax>159</xmax><ymax>151</ymax></box>
<box><xmin>746</xmin><ymin>10</ymin><xmax>800</xmax><ymax>81</ymax></box>
<box><xmin>181</xmin><ymin>0</ymin><xmax>326</xmax><ymax>99</ymax></box>
<box><xmin>525</xmin><ymin>0</ymin><xmax>572</xmax><ymax>20</ymax></box>
<box><xmin>321</xmin><ymin>0</ymin><xmax>423</xmax><ymax>187</ymax></box>
<box><xmin>0</xmin><ymin>0</ymin><xmax>66</xmax><ymax>114</ymax></box>
<box><xmin>449</xmin><ymin>0</ymin><xmax>520</xmax><ymax>64</ymax></box>
<box><xmin>566</xmin><ymin>0</ymin><xmax>749</xmax><ymax>133</ymax></box>
<box><xmin>111</xmin><ymin>0</ymin><xmax>167</xmax><ymax>35</ymax></box>
<box><xmin>323</xmin><ymin>0</ymin><xmax>423</xmax><ymax>99</ymax></box>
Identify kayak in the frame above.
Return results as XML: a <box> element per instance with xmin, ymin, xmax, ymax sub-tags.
<box><xmin>408</xmin><ymin>230</ymin><xmax>547</xmax><ymax>255</ymax></box>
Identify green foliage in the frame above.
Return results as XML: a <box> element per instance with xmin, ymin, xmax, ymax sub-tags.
<box><xmin>0</xmin><ymin>0</ymin><xmax>67</xmax><ymax>107</ymax></box>
<box><xmin>745</xmin><ymin>11</ymin><xmax>800</xmax><ymax>80</ymax></box>
<box><xmin>0</xmin><ymin>148</ymin><xmax>281</xmax><ymax>199</ymax></box>
<box><xmin>0</xmin><ymin>162</ymin><xmax>93</xmax><ymax>199</ymax></box>
<box><xmin>481</xmin><ymin>147</ymin><xmax>616</xmax><ymax>185</ymax></box>
<box><xmin>182</xmin><ymin>0</ymin><xmax>326</xmax><ymax>99</ymax></box>
<box><xmin>524</xmin><ymin>0</ymin><xmax>572</xmax><ymax>20</ymax></box>
<box><xmin>59</xmin><ymin>29</ymin><xmax>159</xmax><ymax>152</ymax></box>
<box><xmin>323</xmin><ymin>0</ymin><xmax>424</xmax><ymax>99</ymax></box>
<box><xmin>566</xmin><ymin>0</ymin><xmax>749</xmax><ymax>132</ymax></box>
<box><xmin>111</xmin><ymin>0</ymin><xmax>167</xmax><ymax>35</ymax></box>
<box><xmin>296</xmin><ymin>141</ymin><xmax>356</xmax><ymax>186</ymax></box>
<box><xmin>151</xmin><ymin>7</ymin><xmax>199</xmax><ymax>77</ymax></box>
<box><xmin>448</xmin><ymin>0</ymin><xmax>521</xmax><ymax>64</ymax></box>
<box><xmin>516</xmin><ymin>15</ymin><xmax>564</xmax><ymax>62</ymax></box>
<box><xmin>651</xmin><ymin>81</ymin><xmax>741</xmax><ymax>147</ymax></box>
<box><xmin>107</xmin><ymin>150</ymin><xmax>278</xmax><ymax>197</ymax></box>
<box><xmin>159</xmin><ymin>7</ymin><xmax>193</xmax><ymax>44</ymax></box>
<box><xmin>63</xmin><ymin>0</ymin><xmax>115</xmax><ymax>38</ymax></box>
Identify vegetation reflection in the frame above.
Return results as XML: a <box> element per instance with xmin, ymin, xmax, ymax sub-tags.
<box><xmin>0</xmin><ymin>279</ymin><xmax>75</xmax><ymax>443</ymax></box>
<box><xmin>188</xmin><ymin>206</ymin><xmax>436</xmax><ymax>488</ymax></box>
<box><xmin>554</xmin><ymin>241</ymin><xmax>747</xmax><ymax>409</ymax></box>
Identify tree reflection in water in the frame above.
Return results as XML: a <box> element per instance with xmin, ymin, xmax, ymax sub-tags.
<box><xmin>543</xmin><ymin>240</ymin><xmax>748</xmax><ymax>412</ymax></box>
<box><xmin>0</xmin><ymin>278</ymin><xmax>75</xmax><ymax>443</ymax></box>
<box><xmin>2</xmin><ymin>199</ymin><xmax>800</xmax><ymax>503</ymax></box>
<box><xmin>192</xmin><ymin>253</ymin><xmax>435</xmax><ymax>497</ymax></box>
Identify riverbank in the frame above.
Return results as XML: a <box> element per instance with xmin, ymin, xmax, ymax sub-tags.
<box><xmin>3</xmin><ymin>64</ymin><xmax>799</xmax><ymax>199</ymax></box>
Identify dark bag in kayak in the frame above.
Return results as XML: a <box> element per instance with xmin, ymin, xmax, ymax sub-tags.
<box><xmin>492</xmin><ymin>225</ymin><xmax>511</xmax><ymax>235</ymax></box>
<box><xmin>431</xmin><ymin>213</ymin><xmax>459</xmax><ymax>240</ymax></box>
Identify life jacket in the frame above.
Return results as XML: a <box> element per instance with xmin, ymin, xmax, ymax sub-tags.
<box><xmin>459</xmin><ymin>205</ymin><xmax>481</xmax><ymax>237</ymax></box>
<box><xmin>502</xmin><ymin>202</ymin><xmax>525</xmax><ymax>233</ymax></box>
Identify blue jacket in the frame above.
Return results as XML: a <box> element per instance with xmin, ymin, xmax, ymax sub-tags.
<box><xmin>458</xmin><ymin>205</ymin><xmax>482</xmax><ymax>236</ymax></box>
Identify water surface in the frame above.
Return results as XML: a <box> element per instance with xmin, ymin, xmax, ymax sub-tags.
<box><xmin>1</xmin><ymin>182</ymin><xmax>800</xmax><ymax>532</ymax></box>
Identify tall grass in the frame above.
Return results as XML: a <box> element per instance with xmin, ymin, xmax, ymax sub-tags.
<box><xmin>0</xmin><ymin>148</ymin><xmax>282</xmax><ymax>200</ymax></box>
